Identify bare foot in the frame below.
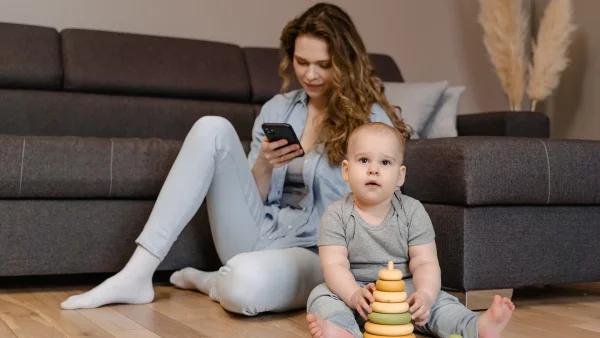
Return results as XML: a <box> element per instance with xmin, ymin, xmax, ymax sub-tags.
<box><xmin>478</xmin><ymin>295</ymin><xmax>515</xmax><ymax>338</ymax></box>
<box><xmin>306</xmin><ymin>314</ymin><xmax>354</xmax><ymax>338</ymax></box>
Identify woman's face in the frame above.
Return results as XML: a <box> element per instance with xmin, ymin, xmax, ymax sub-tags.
<box><xmin>293</xmin><ymin>34</ymin><xmax>333</xmax><ymax>101</ymax></box>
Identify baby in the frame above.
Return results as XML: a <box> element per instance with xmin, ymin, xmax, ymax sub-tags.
<box><xmin>306</xmin><ymin>122</ymin><xmax>515</xmax><ymax>338</ymax></box>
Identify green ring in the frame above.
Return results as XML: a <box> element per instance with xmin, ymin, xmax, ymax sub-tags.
<box><xmin>367</xmin><ymin>312</ymin><xmax>412</xmax><ymax>325</ymax></box>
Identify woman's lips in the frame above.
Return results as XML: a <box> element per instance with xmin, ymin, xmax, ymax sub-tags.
<box><xmin>305</xmin><ymin>83</ymin><xmax>323</xmax><ymax>90</ymax></box>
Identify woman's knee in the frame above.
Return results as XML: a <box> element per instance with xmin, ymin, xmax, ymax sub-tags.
<box><xmin>215</xmin><ymin>249</ymin><xmax>320</xmax><ymax>315</ymax></box>
<box><xmin>189</xmin><ymin>116</ymin><xmax>236</xmax><ymax>140</ymax></box>
<box><xmin>215</xmin><ymin>252</ymin><xmax>280</xmax><ymax>315</ymax></box>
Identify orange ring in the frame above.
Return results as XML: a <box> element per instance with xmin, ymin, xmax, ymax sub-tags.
<box><xmin>363</xmin><ymin>333</ymin><xmax>416</xmax><ymax>338</ymax></box>
<box><xmin>376</xmin><ymin>279</ymin><xmax>405</xmax><ymax>292</ymax></box>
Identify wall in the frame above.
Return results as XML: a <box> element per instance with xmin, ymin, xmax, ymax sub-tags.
<box><xmin>532</xmin><ymin>0</ymin><xmax>599</xmax><ymax>140</ymax></box>
<box><xmin>2</xmin><ymin>0</ymin><xmax>596</xmax><ymax>140</ymax></box>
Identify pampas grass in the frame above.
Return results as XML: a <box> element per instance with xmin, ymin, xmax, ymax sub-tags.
<box><xmin>527</xmin><ymin>0</ymin><xmax>576</xmax><ymax>111</ymax></box>
<box><xmin>478</xmin><ymin>0</ymin><xmax>575</xmax><ymax>112</ymax></box>
<box><xmin>478</xmin><ymin>0</ymin><xmax>528</xmax><ymax>111</ymax></box>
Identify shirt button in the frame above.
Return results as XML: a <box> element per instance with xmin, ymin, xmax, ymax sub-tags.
<box><xmin>288</xmin><ymin>225</ymin><xmax>292</xmax><ymax>230</ymax></box>
<box><xmin>268</xmin><ymin>235</ymin><xmax>273</xmax><ymax>240</ymax></box>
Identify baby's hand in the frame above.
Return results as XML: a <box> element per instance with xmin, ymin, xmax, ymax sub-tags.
<box><xmin>350</xmin><ymin>283</ymin><xmax>376</xmax><ymax>320</ymax></box>
<box><xmin>407</xmin><ymin>291</ymin><xmax>433</xmax><ymax>326</ymax></box>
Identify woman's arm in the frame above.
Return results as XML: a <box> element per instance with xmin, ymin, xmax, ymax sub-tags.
<box><xmin>252</xmin><ymin>150</ymin><xmax>274</xmax><ymax>202</ymax></box>
<box><xmin>319</xmin><ymin>245</ymin><xmax>362</xmax><ymax>306</ymax></box>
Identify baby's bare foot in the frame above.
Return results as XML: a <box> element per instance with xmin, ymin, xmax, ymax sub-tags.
<box><xmin>478</xmin><ymin>295</ymin><xmax>515</xmax><ymax>338</ymax></box>
<box><xmin>306</xmin><ymin>314</ymin><xmax>353</xmax><ymax>338</ymax></box>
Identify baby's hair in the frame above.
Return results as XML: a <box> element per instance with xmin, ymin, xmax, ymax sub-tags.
<box><xmin>346</xmin><ymin>122</ymin><xmax>407</xmax><ymax>160</ymax></box>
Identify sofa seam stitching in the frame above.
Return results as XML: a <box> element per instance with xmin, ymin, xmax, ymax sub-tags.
<box><xmin>18</xmin><ymin>137</ymin><xmax>26</xmax><ymax>197</ymax></box>
<box><xmin>109</xmin><ymin>139</ymin><xmax>114</xmax><ymax>197</ymax></box>
<box><xmin>537</xmin><ymin>138</ymin><xmax>551</xmax><ymax>204</ymax></box>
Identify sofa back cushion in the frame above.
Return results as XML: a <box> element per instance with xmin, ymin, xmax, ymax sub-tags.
<box><xmin>61</xmin><ymin>29</ymin><xmax>251</xmax><ymax>102</ymax></box>
<box><xmin>0</xmin><ymin>22</ymin><xmax>62</xmax><ymax>90</ymax></box>
<box><xmin>243</xmin><ymin>47</ymin><xmax>404</xmax><ymax>104</ymax></box>
<box><xmin>0</xmin><ymin>90</ymin><xmax>255</xmax><ymax>142</ymax></box>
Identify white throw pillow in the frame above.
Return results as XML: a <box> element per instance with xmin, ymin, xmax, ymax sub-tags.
<box><xmin>421</xmin><ymin>86</ymin><xmax>466</xmax><ymax>138</ymax></box>
<box><xmin>383</xmin><ymin>81</ymin><xmax>448</xmax><ymax>138</ymax></box>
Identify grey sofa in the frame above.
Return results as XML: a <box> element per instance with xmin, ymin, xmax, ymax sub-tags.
<box><xmin>1</xmin><ymin>22</ymin><xmax>598</xmax><ymax>300</ymax></box>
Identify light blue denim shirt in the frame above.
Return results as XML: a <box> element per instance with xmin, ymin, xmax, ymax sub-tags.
<box><xmin>248</xmin><ymin>89</ymin><xmax>395</xmax><ymax>251</ymax></box>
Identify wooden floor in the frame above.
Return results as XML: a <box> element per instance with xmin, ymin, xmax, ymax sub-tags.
<box><xmin>0</xmin><ymin>280</ymin><xmax>599</xmax><ymax>337</ymax></box>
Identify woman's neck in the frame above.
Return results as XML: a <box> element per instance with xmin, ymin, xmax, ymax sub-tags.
<box><xmin>307</xmin><ymin>96</ymin><xmax>328</xmax><ymax>114</ymax></box>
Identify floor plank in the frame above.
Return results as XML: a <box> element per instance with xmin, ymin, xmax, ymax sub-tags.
<box><xmin>0</xmin><ymin>282</ymin><xmax>599</xmax><ymax>337</ymax></box>
<box><xmin>114</xmin><ymin>303</ymin><xmax>207</xmax><ymax>338</ymax></box>
<box><xmin>0</xmin><ymin>294</ymin><xmax>65</xmax><ymax>338</ymax></box>
<box><xmin>0</xmin><ymin>315</ymin><xmax>18</xmax><ymax>338</ymax></box>
<box><xmin>8</xmin><ymin>290</ymin><xmax>113</xmax><ymax>338</ymax></box>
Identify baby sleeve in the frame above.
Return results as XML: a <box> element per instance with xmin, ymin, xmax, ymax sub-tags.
<box><xmin>317</xmin><ymin>200</ymin><xmax>348</xmax><ymax>247</ymax></box>
<box><xmin>407</xmin><ymin>200</ymin><xmax>436</xmax><ymax>246</ymax></box>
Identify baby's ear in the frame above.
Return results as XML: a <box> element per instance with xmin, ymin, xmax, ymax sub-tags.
<box><xmin>341</xmin><ymin>159</ymin><xmax>350</xmax><ymax>182</ymax></box>
<box><xmin>397</xmin><ymin>165</ymin><xmax>406</xmax><ymax>187</ymax></box>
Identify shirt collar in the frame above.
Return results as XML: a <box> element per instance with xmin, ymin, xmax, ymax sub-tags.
<box><xmin>293</xmin><ymin>89</ymin><xmax>308</xmax><ymax>106</ymax></box>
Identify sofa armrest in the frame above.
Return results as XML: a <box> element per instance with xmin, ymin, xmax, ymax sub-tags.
<box><xmin>457</xmin><ymin>111</ymin><xmax>549</xmax><ymax>137</ymax></box>
<box><xmin>402</xmin><ymin>136</ymin><xmax>600</xmax><ymax>206</ymax></box>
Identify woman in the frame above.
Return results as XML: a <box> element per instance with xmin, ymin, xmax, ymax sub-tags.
<box><xmin>60</xmin><ymin>2</ymin><xmax>410</xmax><ymax>315</ymax></box>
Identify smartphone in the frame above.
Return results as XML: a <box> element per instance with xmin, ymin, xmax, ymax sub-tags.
<box><xmin>261</xmin><ymin>123</ymin><xmax>304</xmax><ymax>157</ymax></box>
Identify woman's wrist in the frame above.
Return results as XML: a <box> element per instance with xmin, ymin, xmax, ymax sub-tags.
<box><xmin>253</xmin><ymin>156</ymin><xmax>273</xmax><ymax>175</ymax></box>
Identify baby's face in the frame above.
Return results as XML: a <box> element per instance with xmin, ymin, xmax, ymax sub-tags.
<box><xmin>342</xmin><ymin>129</ymin><xmax>406</xmax><ymax>206</ymax></box>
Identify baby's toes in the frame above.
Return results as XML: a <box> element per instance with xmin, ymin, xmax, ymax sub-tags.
<box><xmin>502</xmin><ymin>298</ymin><xmax>515</xmax><ymax>311</ymax></box>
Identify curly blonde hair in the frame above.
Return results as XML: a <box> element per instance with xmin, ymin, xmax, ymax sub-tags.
<box><xmin>278</xmin><ymin>2</ymin><xmax>411</xmax><ymax>165</ymax></box>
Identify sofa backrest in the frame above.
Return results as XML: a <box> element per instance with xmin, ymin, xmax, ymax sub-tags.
<box><xmin>0</xmin><ymin>22</ymin><xmax>404</xmax><ymax>145</ymax></box>
<box><xmin>61</xmin><ymin>29</ymin><xmax>251</xmax><ymax>102</ymax></box>
<box><xmin>0</xmin><ymin>22</ymin><xmax>62</xmax><ymax>90</ymax></box>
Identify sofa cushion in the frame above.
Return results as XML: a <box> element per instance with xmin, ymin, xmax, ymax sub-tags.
<box><xmin>0</xmin><ymin>90</ymin><xmax>255</xmax><ymax>141</ymax></box>
<box><xmin>421</xmin><ymin>85</ymin><xmax>465</xmax><ymax>139</ymax></box>
<box><xmin>403</xmin><ymin>137</ymin><xmax>600</xmax><ymax>206</ymax></box>
<box><xmin>0</xmin><ymin>200</ymin><xmax>221</xmax><ymax>276</ymax></box>
<box><xmin>61</xmin><ymin>29</ymin><xmax>250</xmax><ymax>102</ymax></box>
<box><xmin>0</xmin><ymin>135</ymin><xmax>251</xmax><ymax>199</ymax></box>
<box><xmin>383</xmin><ymin>81</ymin><xmax>449</xmax><ymax>138</ymax></box>
<box><xmin>0</xmin><ymin>22</ymin><xmax>62</xmax><ymax>89</ymax></box>
<box><xmin>425</xmin><ymin>203</ymin><xmax>600</xmax><ymax>290</ymax></box>
<box><xmin>243</xmin><ymin>47</ymin><xmax>404</xmax><ymax>103</ymax></box>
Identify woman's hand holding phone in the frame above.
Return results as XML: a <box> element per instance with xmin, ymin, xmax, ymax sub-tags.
<box><xmin>258</xmin><ymin>136</ymin><xmax>304</xmax><ymax>168</ymax></box>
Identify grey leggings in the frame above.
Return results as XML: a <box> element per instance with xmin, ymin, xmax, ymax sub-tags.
<box><xmin>135</xmin><ymin>116</ymin><xmax>324</xmax><ymax>315</ymax></box>
<box><xmin>307</xmin><ymin>279</ymin><xmax>480</xmax><ymax>338</ymax></box>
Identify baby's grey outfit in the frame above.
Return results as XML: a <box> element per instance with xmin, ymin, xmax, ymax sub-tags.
<box><xmin>307</xmin><ymin>192</ymin><xmax>480</xmax><ymax>338</ymax></box>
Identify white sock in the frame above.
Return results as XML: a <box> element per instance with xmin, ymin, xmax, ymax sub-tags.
<box><xmin>170</xmin><ymin>267</ymin><xmax>217</xmax><ymax>295</ymax></box>
<box><xmin>60</xmin><ymin>246</ymin><xmax>160</xmax><ymax>310</ymax></box>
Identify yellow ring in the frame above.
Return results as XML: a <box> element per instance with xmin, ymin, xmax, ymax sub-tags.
<box><xmin>371</xmin><ymin>301</ymin><xmax>409</xmax><ymax>314</ymax></box>
<box><xmin>363</xmin><ymin>333</ymin><xmax>416</xmax><ymax>338</ymax></box>
<box><xmin>364</xmin><ymin>322</ymin><xmax>414</xmax><ymax>336</ymax></box>
<box><xmin>376</xmin><ymin>279</ymin><xmax>405</xmax><ymax>292</ymax></box>
<box><xmin>378</xmin><ymin>269</ymin><xmax>403</xmax><ymax>281</ymax></box>
<box><xmin>373</xmin><ymin>290</ymin><xmax>407</xmax><ymax>303</ymax></box>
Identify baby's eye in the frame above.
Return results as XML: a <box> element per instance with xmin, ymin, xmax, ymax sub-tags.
<box><xmin>359</xmin><ymin>157</ymin><xmax>368</xmax><ymax>164</ymax></box>
<box><xmin>382</xmin><ymin>160</ymin><xmax>391</xmax><ymax>166</ymax></box>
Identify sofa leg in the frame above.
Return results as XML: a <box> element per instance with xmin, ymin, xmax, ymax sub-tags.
<box><xmin>448</xmin><ymin>289</ymin><xmax>514</xmax><ymax>311</ymax></box>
